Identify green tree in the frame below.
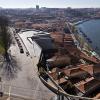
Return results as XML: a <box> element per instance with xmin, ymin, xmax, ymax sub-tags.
<box><xmin>0</xmin><ymin>16</ymin><xmax>21</xmax><ymax>79</ymax></box>
<box><xmin>0</xmin><ymin>16</ymin><xmax>21</xmax><ymax>98</ymax></box>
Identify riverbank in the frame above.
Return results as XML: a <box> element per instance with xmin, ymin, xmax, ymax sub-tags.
<box><xmin>75</xmin><ymin>19</ymin><xmax>100</xmax><ymax>59</ymax></box>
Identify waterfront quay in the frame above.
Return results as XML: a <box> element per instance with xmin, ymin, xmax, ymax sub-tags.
<box><xmin>0</xmin><ymin>29</ymin><xmax>55</xmax><ymax>100</ymax></box>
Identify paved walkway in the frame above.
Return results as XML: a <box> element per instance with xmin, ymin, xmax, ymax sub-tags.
<box><xmin>0</xmin><ymin>30</ymin><xmax>55</xmax><ymax>100</ymax></box>
<box><xmin>0</xmin><ymin>95</ymin><xmax>31</xmax><ymax>100</ymax></box>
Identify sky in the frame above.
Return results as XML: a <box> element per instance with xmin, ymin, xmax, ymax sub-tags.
<box><xmin>0</xmin><ymin>0</ymin><xmax>100</xmax><ymax>8</ymax></box>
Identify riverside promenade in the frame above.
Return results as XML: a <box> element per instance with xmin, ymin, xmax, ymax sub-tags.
<box><xmin>0</xmin><ymin>29</ymin><xmax>55</xmax><ymax>100</ymax></box>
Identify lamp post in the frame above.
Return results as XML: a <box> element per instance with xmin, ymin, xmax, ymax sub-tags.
<box><xmin>57</xmin><ymin>71</ymin><xmax>61</xmax><ymax>100</ymax></box>
<box><xmin>56</xmin><ymin>67</ymin><xmax>65</xmax><ymax>100</ymax></box>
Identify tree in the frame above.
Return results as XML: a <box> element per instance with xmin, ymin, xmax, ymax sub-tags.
<box><xmin>0</xmin><ymin>16</ymin><xmax>21</xmax><ymax>98</ymax></box>
<box><xmin>0</xmin><ymin>16</ymin><xmax>21</xmax><ymax>79</ymax></box>
<box><xmin>0</xmin><ymin>16</ymin><xmax>11</xmax><ymax>54</ymax></box>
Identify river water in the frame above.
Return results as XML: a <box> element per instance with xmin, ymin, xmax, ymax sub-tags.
<box><xmin>76</xmin><ymin>19</ymin><xmax>100</xmax><ymax>55</ymax></box>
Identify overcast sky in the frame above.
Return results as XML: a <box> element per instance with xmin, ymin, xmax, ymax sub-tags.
<box><xmin>0</xmin><ymin>0</ymin><xmax>100</xmax><ymax>8</ymax></box>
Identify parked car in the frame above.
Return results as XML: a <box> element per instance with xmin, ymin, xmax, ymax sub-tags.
<box><xmin>20</xmin><ymin>49</ymin><xmax>24</xmax><ymax>53</ymax></box>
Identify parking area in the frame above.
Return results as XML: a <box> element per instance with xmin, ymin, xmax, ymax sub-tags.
<box><xmin>0</xmin><ymin>30</ymin><xmax>55</xmax><ymax>100</ymax></box>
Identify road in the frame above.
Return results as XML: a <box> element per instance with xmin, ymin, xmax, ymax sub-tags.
<box><xmin>0</xmin><ymin>29</ymin><xmax>55</xmax><ymax>100</ymax></box>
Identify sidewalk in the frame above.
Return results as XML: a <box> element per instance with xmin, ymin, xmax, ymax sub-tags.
<box><xmin>0</xmin><ymin>94</ymin><xmax>32</xmax><ymax>100</ymax></box>
<box><xmin>0</xmin><ymin>30</ymin><xmax>55</xmax><ymax>100</ymax></box>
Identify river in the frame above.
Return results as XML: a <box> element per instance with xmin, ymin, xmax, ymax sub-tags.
<box><xmin>76</xmin><ymin>19</ymin><xmax>100</xmax><ymax>55</ymax></box>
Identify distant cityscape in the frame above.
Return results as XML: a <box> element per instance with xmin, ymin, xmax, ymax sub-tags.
<box><xmin>0</xmin><ymin>6</ymin><xmax>100</xmax><ymax>31</ymax></box>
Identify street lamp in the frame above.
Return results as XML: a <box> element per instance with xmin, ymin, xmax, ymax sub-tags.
<box><xmin>56</xmin><ymin>68</ymin><xmax>65</xmax><ymax>100</ymax></box>
<box><xmin>56</xmin><ymin>67</ymin><xmax>61</xmax><ymax>100</ymax></box>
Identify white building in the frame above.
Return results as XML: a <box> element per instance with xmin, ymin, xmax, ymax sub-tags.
<box><xmin>18</xmin><ymin>29</ymin><xmax>57</xmax><ymax>64</ymax></box>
